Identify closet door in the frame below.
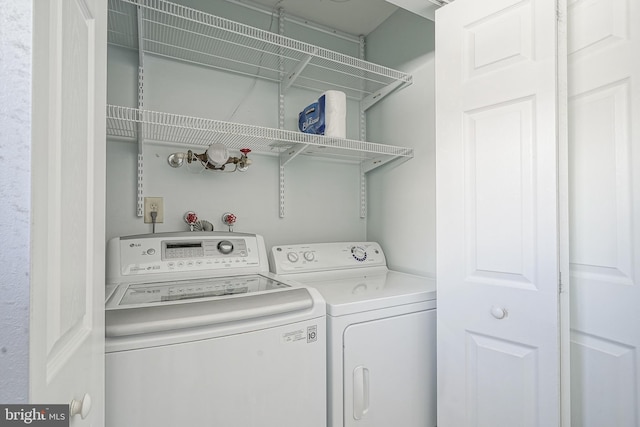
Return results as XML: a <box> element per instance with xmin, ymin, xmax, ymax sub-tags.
<box><xmin>435</xmin><ymin>0</ymin><xmax>566</xmax><ymax>426</ymax></box>
<box><xmin>31</xmin><ymin>0</ymin><xmax>107</xmax><ymax>421</ymax></box>
<box><xmin>568</xmin><ymin>0</ymin><xmax>640</xmax><ymax>425</ymax></box>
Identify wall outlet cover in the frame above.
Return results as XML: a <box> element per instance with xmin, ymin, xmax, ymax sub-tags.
<box><xmin>143</xmin><ymin>197</ymin><xmax>164</xmax><ymax>223</ymax></box>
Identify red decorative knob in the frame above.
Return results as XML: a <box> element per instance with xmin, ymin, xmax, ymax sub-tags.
<box><xmin>184</xmin><ymin>211</ymin><xmax>198</xmax><ymax>224</ymax></box>
<box><xmin>223</xmin><ymin>213</ymin><xmax>236</xmax><ymax>225</ymax></box>
<box><xmin>240</xmin><ymin>148</ymin><xmax>251</xmax><ymax>155</ymax></box>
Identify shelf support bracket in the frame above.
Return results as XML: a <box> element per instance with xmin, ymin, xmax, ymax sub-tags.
<box><xmin>359</xmin><ymin>36</ymin><xmax>367</xmax><ymax>218</ymax></box>
<box><xmin>362</xmin><ymin>156</ymin><xmax>395</xmax><ymax>173</ymax></box>
<box><xmin>359</xmin><ymin>152</ymin><xmax>413</xmax><ymax>218</ymax></box>
<box><xmin>361</xmin><ymin>154</ymin><xmax>412</xmax><ymax>173</ymax></box>
<box><xmin>277</xmin><ymin>7</ymin><xmax>288</xmax><ymax>217</ymax></box>
<box><xmin>135</xmin><ymin>4</ymin><xmax>146</xmax><ymax>217</ymax></box>
<box><xmin>279</xmin><ymin>143</ymin><xmax>308</xmax><ymax>218</ymax></box>
<box><xmin>360</xmin><ymin>79</ymin><xmax>409</xmax><ymax>112</ymax></box>
<box><xmin>279</xmin><ymin>143</ymin><xmax>308</xmax><ymax>167</ymax></box>
<box><xmin>360</xmin><ymin>164</ymin><xmax>367</xmax><ymax>218</ymax></box>
<box><xmin>282</xmin><ymin>51</ymin><xmax>317</xmax><ymax>93</ymax></box>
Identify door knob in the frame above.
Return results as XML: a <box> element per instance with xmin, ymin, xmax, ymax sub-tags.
<box><xmin>490</xmin><ymin>306</ymin><xmax>508</xmax><ymax>320</ymax></box>
<box><xmin>69</xmin><ymin>393</ymin><xmax>92</xmax><ymax>419</ymax></box>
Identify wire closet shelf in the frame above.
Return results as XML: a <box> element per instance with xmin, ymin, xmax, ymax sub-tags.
<box><xmin>106</xmin><ymin>105</ymin><xmax>414</xmax><ymax>164</ymax></box>
<box><xmin>107</xmin><ymin>0</ymin><xmax>413</xmax><ymax>101</ymax></box>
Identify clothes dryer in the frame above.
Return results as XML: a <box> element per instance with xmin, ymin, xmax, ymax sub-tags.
<box><xmin>270</xmin><ymin>242</ymin><xmax>437</xmax><ymax>427</ymax></box>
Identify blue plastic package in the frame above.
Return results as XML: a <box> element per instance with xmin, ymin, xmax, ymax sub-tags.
<box><xmin>298</xmin><ymin>94</ymin><xmax>327</xmax><ymax>135</ymax></box>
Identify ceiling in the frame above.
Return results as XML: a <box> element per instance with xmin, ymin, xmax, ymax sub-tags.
<box><xmin>245</xmin><ymin>0</ymin><xmax>399</xmax><ymax>36</ymax></box>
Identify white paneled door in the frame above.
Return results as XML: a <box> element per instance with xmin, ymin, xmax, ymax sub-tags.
<box><xmin>30</xmin><ymin>0</ymin><xmax>107</xmax><ymax>424</ymax></box>
<box><xmin>436</xmin><ymin>0</ymin><xmax>566</xmax><ymax>426</ymax></box>
<box><xmin>568</xmin><ymin>0</ymin><xmax>640</xmax><ymax>425</ymax></box>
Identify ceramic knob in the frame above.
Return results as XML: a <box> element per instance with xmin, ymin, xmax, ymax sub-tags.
<box><xmin>491</xmin><ymin>306</ymin><xmax>508</xmax><ymax>320</ymax></box>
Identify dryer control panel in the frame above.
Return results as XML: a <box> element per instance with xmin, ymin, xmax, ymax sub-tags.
<box><xmin>107</xmin><ymin>232</ymin><xmax>267</xmax><ymax>282</ymax></box>
<box><xmin>269</xmin><ymin>242</ymin><xmax>387</xmax><ymax>274</ymax></box>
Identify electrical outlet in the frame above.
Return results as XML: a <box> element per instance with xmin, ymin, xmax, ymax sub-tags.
<box><xmin>144</xmin><ymin>197</ymin><xmax>164</xmax><ymax>223</ymax></box>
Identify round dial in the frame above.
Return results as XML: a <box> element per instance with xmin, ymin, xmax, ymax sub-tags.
<box><xmin>303</xmin><ymin>251</ymin><xmax>315</xmax><ymax>262</ymax></box>
<box><xmin>217</xmin><ymin>240</ymin><xmax>234</xmax><ymax>254</ymax></box>
<box><xmin>287</xmin><ymin>252</ymin><xmax>299</xmax><ymax>263</ymax></box>
<box><xmin>351</xmin><ymin>245</ymin><xmax>367</xmax><ymax>262</ymax></box>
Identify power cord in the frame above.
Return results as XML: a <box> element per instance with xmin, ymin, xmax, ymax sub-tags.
<box><xmin>150</xmin><ymin>210</ymin><xmax>158</xmax><ymax>234</ymax></box>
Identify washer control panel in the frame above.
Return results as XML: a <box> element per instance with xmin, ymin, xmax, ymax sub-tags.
<box><xmin>269</xmin><ymin>242</ymin><xmax>386</xmax><ymax>274</ymax></box>
<box><xmin>107</xmin><ymin>232</ymin><xmax>264</xmax><ymax>280</ymax></box>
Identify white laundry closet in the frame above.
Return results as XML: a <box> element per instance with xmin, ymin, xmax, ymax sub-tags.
<box><xmin>14</xmin><ymin>0</ymin><xmax>638</xmax><ymax>425</ymax></box>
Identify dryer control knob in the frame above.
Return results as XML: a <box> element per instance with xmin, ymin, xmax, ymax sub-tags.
<box><xmin>303</xmin><ymin>251</ymin><xmax>315</xmax><ymax>262</ymax></box>
<box><xmin>351</xmin><ymin>246</ymin><xmax>367</xmax><ymax>262</ymax></box>
<box><xmin>217</xmin><ymin>240</ymin><xmax>234</xmax><ymax>254</ymax></box>
<box><xmin>287</xmin><ymin>252</ymin><xmax>299</xmax><ymax>263</ymax></box>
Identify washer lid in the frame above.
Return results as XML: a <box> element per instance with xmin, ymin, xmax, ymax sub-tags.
<box><xmin>104</xmin><ymin>274</ymin><xmax>321</xmax><ymax>338</ymax></box>
<box><xmin>110</xmin><ymin>274</ymin><xmax>288</xmax><ymax>307</ymax></box>
<box><xmin>288</xmin><ymin>269</ymin><xmax>436</xmax><ymax>316</ymax></box>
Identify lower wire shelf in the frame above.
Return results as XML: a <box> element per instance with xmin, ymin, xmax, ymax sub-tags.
<box><xmin>106</xmin><ymin>105</ymin><xmax>414</xmax><ymax>167</ymax></box>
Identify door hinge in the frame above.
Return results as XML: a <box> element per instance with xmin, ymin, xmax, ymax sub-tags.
<box><xmin>556</xmin><ymin>2</ymin><xmax>566</xmax><ymax>24</ymax></box>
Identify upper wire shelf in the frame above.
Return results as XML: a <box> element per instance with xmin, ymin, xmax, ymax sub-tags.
<box><xmin>106</xmin><ymin>105</ymin><xmax>414</xmax><ymax>167</ymax></box>
<box><xmin>107</xmin><ymin>0</ymin><xmax>413</xmax><ymax>104</ymax></box>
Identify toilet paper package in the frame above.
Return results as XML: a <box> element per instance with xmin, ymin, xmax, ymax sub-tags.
<box><xmin>298</xmin><ymin>90</ymin><xmax>346</xmax><ymax>138</ymax></box>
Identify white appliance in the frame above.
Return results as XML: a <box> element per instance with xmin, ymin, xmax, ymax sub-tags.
<box><xmin>105</xmin><ymin>232</ymin><xmax>326</xmax><ymax>427</ymax></box>
<box><xmin>270</xmin><ymin>242</ymin><xmax>437</xmax><ymax>427</ymax></box>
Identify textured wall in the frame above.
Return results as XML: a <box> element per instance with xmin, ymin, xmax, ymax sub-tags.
<box><xmin>0</xmin><ymin>0</ymin><xmax>32</xmax><ymax>403</ymax></box>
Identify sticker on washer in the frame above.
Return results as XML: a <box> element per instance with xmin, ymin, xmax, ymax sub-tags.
<box><xmin>307</xmin><ymin>325</ymin><xmax>317</xmax><ymax>343</ymax></box>
<box><xmin>281</xmin><ymin>325</ymin><xmax>317</xmax><ymax>344</ymax></box>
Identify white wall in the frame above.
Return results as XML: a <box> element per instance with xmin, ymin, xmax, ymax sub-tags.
<box><xmin>0</xmin><ymin>0</ymin><xmax>31</xmax><ymax>403</ymax></box>
<box><xmin>106</xmin><ymin>0</ymin><xmax>368</xmax><ymax>249</ymax></box>
<box><xmin>365</xmin><ymin>9</ymin><xmax>436</xmax><ymax>277</ymax></box>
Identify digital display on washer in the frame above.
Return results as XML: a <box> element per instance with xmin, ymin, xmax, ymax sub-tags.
<box><xmin>118</xmin><ymin>275</ymin><xmax>289</xmax><ymax>305</ymax></box>
<box><xmin>162</xmin><ymin>239</ymin><xmax>247</xmax><ymax>260</ymax></box>
<box><xmin>163</xmin><ymin>241</ymin><xmax>204</xmax><ymax>259</ymax></box>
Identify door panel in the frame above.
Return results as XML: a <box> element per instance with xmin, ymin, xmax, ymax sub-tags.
<box><xmin>569</xmin><ymin>82</ymin><xmax>632</xmax><ymax>283</ymax></box>
<box><xmin>570</xmin><ymin>332</ymin><xmax>637</xmax><ymax>427</ymax></box>
<box><xmin>49</xmin><ymin>0</ymin><xmax>92</xmax><ymax>358</ymax></box>
<box><xmin>464</xmin><ymin>97</ymin><xmax>536</xmax><ymax>289</ymax></box>
<box><xmin>463</xmin><ymin>1</ymin><xmax>533</xmax><ymax>79</ymax></box>
<box><xmin>342</xmin><ymin>310</ymin><xmax>437</xmax><ymax>427</ymax></box>
<box><xmin>466</xmin><ymin>333</ymin><xmax>537</xmax><ymax>427</ymax></box>
<box><xmin>436</xmin><ymin>0</ymin><xmax>565</xmax><ymax>425</ymax></box>
<box><xmin>568</xmin><ymin>0</ymin><xmax>628</xmax><ymax>59</ymax></box>
<box><xmin>568</xmin><ymin>0</ymin><xmax>640</xmax><ymax>424</ymax></box>
<box><xmin>30</xmin><ymin>0</ymin><xmax>107</xmax><ymax>422</ymax></box>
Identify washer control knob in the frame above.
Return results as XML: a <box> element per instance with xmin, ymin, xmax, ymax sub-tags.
<box><xmin>217</xmin><ymin>240</ymin><xmax>234</xmax><ymax>254</ymax></box>
<box><xmin>303</xmin><ymin>251</ymin><xmax>315</xmax><ymax>262</ymax></box>
<box><xmin>147</xmin><ymin>248</ymin><xmax>156</xmax><ymax>255</ymax></box>
<box><xmin>351</xmin><ymin>246</ymin><xmax>367</xmax><ymax>262</ymax></box>
<box><xmin>287</xmin><ymin>252</ymin><xmax>299</xmax><ymax>263</ymax></box>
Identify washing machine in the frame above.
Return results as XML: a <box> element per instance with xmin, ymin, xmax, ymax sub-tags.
<box><xmin>105</xmin><ymin>232</ymin><xmax>326</xmax><ymax>427</ymax></box>
<box><xmin>270</xmin><ymin>242</ymin><xmax>437</xmax><ymax>427</ymax></box>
